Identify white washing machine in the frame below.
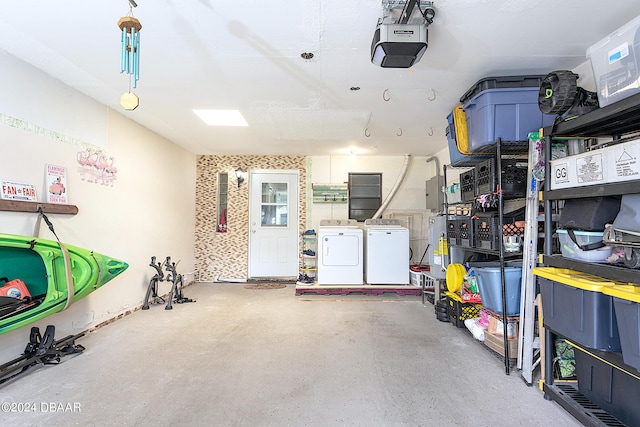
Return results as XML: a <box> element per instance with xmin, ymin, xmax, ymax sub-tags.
<box><xmin>317</xmin><ymin>219</ymin><xmax>363</xmax><ymax>285</ymax></box>
<box><xmin>364</xmin><ymin>218</ymin><xmax>409</xmax><ymax>285</ymax></box>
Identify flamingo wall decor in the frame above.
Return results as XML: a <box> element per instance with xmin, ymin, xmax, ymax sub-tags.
<box><xmin>77</xmin><ymin>147</ymin><xmax>118</xmax><ymax>186</ymax></box>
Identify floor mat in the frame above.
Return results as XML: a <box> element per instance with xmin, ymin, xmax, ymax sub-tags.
<box><xmin>244</xmin><ymin>284</ymin><xmax>287</xmax><ymax>290</ymax></box>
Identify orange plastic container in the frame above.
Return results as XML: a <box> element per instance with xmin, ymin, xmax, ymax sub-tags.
<box><xmin>0</xmin><ymin>279</ymin><xmax>31</xmax><ymax>300</ymax></box>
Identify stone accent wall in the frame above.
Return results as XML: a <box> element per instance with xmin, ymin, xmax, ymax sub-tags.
<box><xmin>195</xmin><ymin>155</ymin><xmax>306</xmax><ymax>281</ymax></box>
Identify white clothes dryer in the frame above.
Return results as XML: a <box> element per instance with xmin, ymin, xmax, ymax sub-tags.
<box><xmin>317</xmin><ymin>219</ymin><xmax>363</xmax><ymax>285</ymax></box>
<box><xmin>363</xmin><ymin>219</ymin><xmax>409</xmax><ymax>285</ymax></box>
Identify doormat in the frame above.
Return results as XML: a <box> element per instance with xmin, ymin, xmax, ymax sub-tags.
<box><xmin>244</xmin><ymin>284</ymin><xmax>287</xmax><ymax>290</ymax></box>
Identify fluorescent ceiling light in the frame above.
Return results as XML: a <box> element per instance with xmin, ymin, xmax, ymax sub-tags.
<box><xmin>193</xmin><ymin>109</ymin><xmax>248</xmax><ymax>126</ymax></box>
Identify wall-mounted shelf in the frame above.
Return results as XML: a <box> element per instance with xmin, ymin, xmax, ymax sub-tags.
<box><xmin>0</xmin><ymin>200</ymin><xmax>78</xmax><ymax>215</ymax></box>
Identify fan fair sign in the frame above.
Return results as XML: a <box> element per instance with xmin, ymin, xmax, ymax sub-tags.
<box><xmin>0</xmin><ymin>180</ymin><xmax>37</xmax><ymax>202</ymax></box>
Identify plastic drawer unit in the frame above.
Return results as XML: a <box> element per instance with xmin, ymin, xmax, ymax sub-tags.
<box><xmin>533</xmin><ymin>267</ymin><xmax>621</xmax><ymax>352</ymax></box>
<box><xmin>586</xmin><ymin>14</ymin><xmax>640</xmax><ymax>107</ymax></box>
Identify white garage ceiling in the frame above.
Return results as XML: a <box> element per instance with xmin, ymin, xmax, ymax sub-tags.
<box><xmin>0</xmin><ymin>0</ymin><xmax>638</xmax><ymax>156</ymax></box>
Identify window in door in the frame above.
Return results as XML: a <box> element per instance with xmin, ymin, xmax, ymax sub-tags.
<box><xmin>348</xmin><ymin>173</ymin><xmax>382</xmax><ymax>222</ymax></box>
<box><xmin>261</xmin><ymin>182</ymin><xmax>288</xmax><ymax>226</ymax></box>
<box><xmin>217</xmin><ymin>172</ymin><xmax>228</xmax><ymax>232</ymax></box>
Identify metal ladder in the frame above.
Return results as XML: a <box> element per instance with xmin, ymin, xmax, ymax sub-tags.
<box><xmin>517</xmin><ymin>133</ymin><xmax>542</xmax><ymax>385</ymax></box>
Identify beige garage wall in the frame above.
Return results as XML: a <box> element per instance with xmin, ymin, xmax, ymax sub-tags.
<box><xmin>196</xmin><ymin>155</ymin><xmax>306</xmax><ymax>281</ymax></box>
<box><xmin>195</xmin><ymin>149</ymin><xmax>453</xmax><ymax>280</ymax></box>
<box><xmin>0</xmin><ymin>53</ymin><xmax>196</xmax><ymax>361</ymax></box>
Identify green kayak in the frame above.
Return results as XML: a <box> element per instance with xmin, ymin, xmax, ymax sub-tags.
<box><xmin>0</xmin><ymin>233</ymin><xmax>128</xmax><ymax>335</ymax></box>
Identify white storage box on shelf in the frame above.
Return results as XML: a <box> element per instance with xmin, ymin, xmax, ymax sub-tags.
<box><xmin>556</xmin><ymin>229</ymin><xmax>613</xmax><ymax>262</ymax></box>
<box><xmin>586</xmin><ymin>14</ymin><xmax>640</xmax><ymax>107</ymax></box>
<box><xmin>549</xmin><ymin>137</ymin><xmax>640</xmax><ymax>190</ymax></box>
<box><xmin>409</xmin><ymin>269</ymin><xmax>424</xmax><ymax>287</ymax></box>
<box><xmin>445</xmin><ymin>183</ymin><xmax>462</xmax><ymax>204</ymax></box>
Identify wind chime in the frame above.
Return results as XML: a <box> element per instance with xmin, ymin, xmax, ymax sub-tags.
<box><xmin>118</xmin><ymin>0</ymin><xmax>142</xmax><ymax>110</ymax></box>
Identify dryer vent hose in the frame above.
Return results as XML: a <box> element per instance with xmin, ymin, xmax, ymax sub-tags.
<box><xmin>373</xmin><ymin>154</ymin><xmax>411</xmax><ymax>219</ymax></box>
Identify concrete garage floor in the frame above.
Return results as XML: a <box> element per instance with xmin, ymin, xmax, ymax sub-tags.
<box><xmin>1</xmin><ymin>283</ymin><xmax>581</xmax><ymax>426</ymax></box>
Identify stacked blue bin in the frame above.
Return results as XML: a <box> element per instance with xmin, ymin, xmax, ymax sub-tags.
<box><xmin>460</xmin><ymin>75</ymin><xmax>556</xmax><ymax>151</ymax></box>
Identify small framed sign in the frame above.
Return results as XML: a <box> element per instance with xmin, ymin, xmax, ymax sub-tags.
<box><xmin>1</xmin><ymin>180</ymin><xmax>37</xmax><ymax>202</ymax></box>
<box><xmin>45</xmin><ymin>164</ymin><xmax>67</xmax><ymax>204</ymax></box>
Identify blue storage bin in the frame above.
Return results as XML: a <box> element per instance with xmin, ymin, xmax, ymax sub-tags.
<box><xmin>474</xmin><ymin>265</ymin><xmax>522</xmax><ymax>316</ymax></box>
<box><xmin>612</xmin><ymin>297</ymin><xmax>640</xmax><ymax>372</ymax></box>
<box><xmin>604</xmin><ymin>284</ymin><xmax>640</xmax><ymax>373</ymax></box>
<box><xmin>463</xmin><ymin>87</ymin><xmax>555</xmax><ymax>152</ymax></box>
<box><xmin>460</xmin><ymin>75</ymin><xmax>548</xmax><ymax>103</ymax></box>
<box><xmin>534</xmin><ymin>267</ymin><xmax>621</xmax><ymax>352</ymax></box>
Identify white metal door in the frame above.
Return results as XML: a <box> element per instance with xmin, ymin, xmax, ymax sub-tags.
<box><xmin>248</xmin><ymin>170</ymin><xmax>299</xmax><ymax>278</ymax></box>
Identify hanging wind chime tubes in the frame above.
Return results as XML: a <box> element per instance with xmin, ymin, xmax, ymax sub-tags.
<box><xmin>118</xmin><ymin>12</ymin><xmax>141</xmax><ymax>110</ymax></box>
<box><xmin>118</xmin><ymin>15</ymin><xmax>141</xmax><ymax>87</ymax></box>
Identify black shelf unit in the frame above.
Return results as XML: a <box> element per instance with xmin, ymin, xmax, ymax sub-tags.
<box><xmin>543</xmin><ymin>181</ymin><xmax>640</xmax><ymax>200</ymax></box>
<box><xmin>444</xmin><ymin>139</ymin><xmax>528</xmax><ymax>375</ymax></box>
<box><xmin>542</xmin><ymin>383</ymin><xmax>627</xmax><ymax>427</ymax></box>
<box><xmin>541</xmin><ymin>91</ymin><xmax>640</xmax><ymax>426</ymax></box>
<box><xmin>542</xmin><ymin>254</ymin><xmax>640</xmax><ymax>284</ymax></box>
<box><xmin>543</xmin><ymin>91</ymin><xmax>640</xmax><ymax>138</ymax></box>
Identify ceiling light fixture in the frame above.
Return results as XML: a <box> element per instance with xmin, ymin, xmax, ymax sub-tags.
<box><xmin>371</xmin><ymin>0</ymin><xmax>436</xmax><ymax>68</ymax></box>
<box><xmin>301</xmin><ymin>52</ymin><xmax>314</xmax><ymax>60</ymax></box>
<box><xmin>118</xmin><ymin>0</ymin><xmax>142</xmax><ymax>110</ymax></box>
<box><xmin>193</xmin><ymin>110</ymin><xmax>249</xmax><ymax>127</ymax></box>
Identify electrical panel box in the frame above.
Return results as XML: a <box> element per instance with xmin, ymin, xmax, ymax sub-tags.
<box><xmin>425</xmin><ymin>176</ymin><xmax>443</xmax><ymax>212</ymax></box>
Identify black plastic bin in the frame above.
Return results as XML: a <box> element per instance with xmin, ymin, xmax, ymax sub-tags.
<box><xmin>574</xmin><ymin>343</ymin><xmax>640</xmax><ymax>427</ymax></box>
<box><xmin>447</xmin><ymin>219</ymin><xmax>461</xmax><ymax>246</ymax></box>
<box><xmin>458</xmin><ymin>217</ymin><xmax>475</xmax><ymax>248</ymax></box>
<box><xmin>459</xmin><ymin>169</ymin><xmax>475</xmax><ymax>202</ymax></box>
<box><xmin>475</xmin><ymin>158</ymin><xmax>527</xmax><ymax>197</ymax></box>
<box><xmin>459</xmin><ymin>75</ymin><xmax>547</xmax><ymax>104</ymax></box>
<box><xmin>474</xmin><ymin>210</ymin><xmax>523</xmax><ymax>250</ymax></box>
